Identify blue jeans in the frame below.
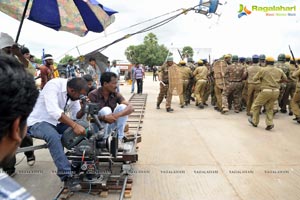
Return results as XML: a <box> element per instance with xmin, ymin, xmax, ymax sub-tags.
<box><xmin>28</xmin><ymin>122</ymin><xmax>71</xmax><ymax>181</ymax></box>
<box><xmin>131</xmin><ymin>79</ymin><xmax>135</xmax><ymax>93</ymax></box>
<box><xmin>96</xmin><ymin>104</ymin><xmax>128</xmax><ymax>139</ymax></box>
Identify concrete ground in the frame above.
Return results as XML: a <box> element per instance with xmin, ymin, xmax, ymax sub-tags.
<box><xmin>14</xmin><ymin>75</ymin><xmax>300</xmax><ymax>200</ymax></box>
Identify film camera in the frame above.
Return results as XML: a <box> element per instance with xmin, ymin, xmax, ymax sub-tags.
<box><xmin>61</xmin><ymin>95</ymin><xmax>120</xmax><ymax>183</ymax></box>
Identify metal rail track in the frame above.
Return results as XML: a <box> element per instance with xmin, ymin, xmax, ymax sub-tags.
<box><xmin>54</xmin><ymin>93</ymin><xmax>147</xmax><ymax>200</ymax></box>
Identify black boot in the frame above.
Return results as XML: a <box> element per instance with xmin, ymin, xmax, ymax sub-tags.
<box><xmin>198</xmin><ymin>103</ymin><xmax>204</xmax><ymax>109</ymax></box>
<box><xmin>265</xmin><ymin>124</ymin><xmax>274</xmax><ymax>130</ymax></box>
<box><xmin>166</xmin><ymin>108</ymin><xmax>174</xmax><ymax>112</ymax></box>
<box><xmin>156</xmin><ymin>103</ymin><xmax>160</xmax><ymax>109</ymax></box>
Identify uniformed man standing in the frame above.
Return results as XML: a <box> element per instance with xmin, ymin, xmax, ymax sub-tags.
<box><xmin>240</xmin><ymin>57</ymin><xmax>249</xmax><ymax>110</ymax></box>
<box><xmin>202</xmin><ymin>59</ymin><xmax>214</xmax><ymax>106</ymax></box>
<box><xmin>193</xmin><ymin>60</ymin><xmax>208</xmax><ymax>108</ymax></box>
<box><xmin>186</xmin><ymin>57</ymin><xmax>196</xmax><ymax>104</ymax></box>
<box><xmin>275</xmin><ymin>54</ymin><xmax>290</xmax><ymax>113</ymax></box>
<box><xmin>221</xmin><ymin>55</ymin><xmax>246</xmax><ymax>113</ymax></box>
<box><xmin>213</xmin><ymin>55</ymin><xmax>230</xmax><ymax>111</ymax></box>
<box><xmin>290</xmin><ymin>64</ymin><xmax>300</xmax><ymax>123</ymax></box>
<box><xmin>179</xmin><ymin>60</ymin><xmax>192</xmax><ymax>108</ymax></box>
<box><xmin>157</xmin><ymin>57</ymin><xmax>182</xmax><ymax>112</ymax></box>
<box><xmin>246</xmin><ymin>55</ymin><xmax>261</xmax><ymax>116</ymax></box>
<box><xmin>248</xmin><ymin>57</ymin><xmax>287</xmax><ymax>130</ymax></box>
<box><xmin>281</xmin><ymin>58</ymin><xmax>297</xmax><ymax>115</ymax></box>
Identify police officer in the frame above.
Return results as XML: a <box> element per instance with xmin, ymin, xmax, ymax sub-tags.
<box><xmin>221</xmin><ymin>55</ymin><xmax>246</xmax><ymax>113</ymax></box>
<box><xmin>281</xmin><ymin>57</ymin><xmax>298</xmax><ymax>115</ymax></box>
<box><xmin>193</xmin><ymin>60</ymin><xmax>208</xmax><ymax>108</ymax></box>
<box><xmin>202</xmin><ymin>59</ymin><xmax>213</xmax><ymax>106</ymax></box>
<box><xmin>157</xmin><ymin>58</ymin><xmax>171</xmax><ymax>110</ymax></box>
<box><xmin>275</xmin><ymin>54</ymin><xmax>290</xmax><ymax>113</ymax></box>
<box><xmin>213</xmin><ymin>55</ymin><xmax>230</xmax><ymax>111</ymax></box>
<box><xmin>186</xmin><ymin>57</ymin><xmax>196</xmax><ymax>103</ymax></box>
<box><xmin>179</xmin><ymin>60</ymin><xmax>192</xmax><ymax>108</ymax></box>
<box><xmin>246</xmin><ymin>55</ymin><xmax>261</xmax><ymax>116</ymax></box>
<box><xmin>157</xmin><ymin>57</ymin><xmax>181</xmax><ymax>112</ymax></box>
<box><xmin>241</xmin><ymin>57</ymin><xmax>251</xmax><ymax>111</ymax></box>
<box><xmin>290</xmin><ymin>61</ymin><xmax>300</xmax><ymax>123</ymax></box>
<box><xmin>248</xmin><ymin>57</ymin><xmax>287</xmax><ymax>130</ymax></box>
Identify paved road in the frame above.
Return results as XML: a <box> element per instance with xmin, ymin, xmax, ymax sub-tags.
<box><xmin>14</xmin><ymin>75</ymin><xmax>300</xmax><ymax>200</ymax></box>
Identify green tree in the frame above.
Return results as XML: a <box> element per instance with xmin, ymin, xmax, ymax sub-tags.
<box><xmin>34</xmin><ymin>57</ymin><xmax>42</xmax><ymax>65</ymax></box>
<box><xmin>182</xmin><ymin>46</ymin><xmax>194</xmax><ymax>59</ymax></box>
<box><xmin>125</xmin><ymin>33</ymin><xmax>169</xmax><ymax>66</ymax></box>
<box><xmin>59</xmin><ymin>54</ymin><xmax>75</xmax><ymax>64</ymax></box>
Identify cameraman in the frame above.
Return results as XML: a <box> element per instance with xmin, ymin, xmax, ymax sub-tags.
<box><xmin>26</xmin><ymin>77</ymin><xmax>88</xmax><ymax>191</ymax></box>
<box><xmin>88</xmin><ymin>72</ymin><xmax>134</xmax><ymax>149</ymax></box>
<box><xmin>0</xmin><ymin>55</ymin><xmax>39</xmax><ymax>199</ymax></box>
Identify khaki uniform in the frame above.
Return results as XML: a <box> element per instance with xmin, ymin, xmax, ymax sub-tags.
<box><xmin>241</xmin><ymin>64</ymin><xmax>250</xmax><ymax>109</ymax></box>
<box><xmin>222</xmin><ymin>63</ymin><xmax>245</xmax><ymax>112</ymax></box>
<box><xmin>281</xmin><ymin>63</ymin><xmax>297</xmax><ymax>112</ymax></box>
<box><xmin>213</xmin><ymin>60</ymin><xmax>227</xmax><ymax>110</ymax></box>
<box><xmin>246</xmin><ymin>63</ymin><xmax>261</xmax><ymax>115</ymax></box>
<box><xmin>291</xmin><ymin>68</ymin><xmax>300</xmax><ymax>118</ymax></box>
<box><xmin>179</xmin><ymin>66</ymin><xmax>192</xmax><ymax>106</ymax></box>
<box><xmin>157</xmin><ymin>63</ymin><xmax>170</xmax><ymax>107</ymax></box>
<box><xmin>157</xmin><ymin>63</ymin><xmax>182</xmax><ymax>109</ymax></box>
<box><xmin>186</xmin><ymin>62</ymin><xmax>196</xmax><ymax>103</ymax></box>
<box><xmin>251</xmin><ymin>65</ymin><xmax>287</xmax><ymax>126</ymax></box>
<box><xmin>203</xmin><ymin>65</ymin><xmax>214</xmax><ymax>104</ymax></box>
<box><xmin>193</xmin><ymin>66</ymin><xmax>208</xmax><ymax>105</ymax></box>
<box><xmin>274</xmin><ymin>62</ymin><xmax>289</xmax><ymax>111</ymax></box>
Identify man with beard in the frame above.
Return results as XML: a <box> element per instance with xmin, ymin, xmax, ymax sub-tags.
<box><xmin>39</xmin><ymin>54</ymin><xmax>55</xmax><ymax>89</ymax></box>
<box><xmin>0</xmin><ymin>55</ymin><xmax>39</xmax><ymax>199</ymax></box>
<box><xmin>27</xmin><ymin>77</ymin><xmax>88</xmax><ymax>191</ymax></box>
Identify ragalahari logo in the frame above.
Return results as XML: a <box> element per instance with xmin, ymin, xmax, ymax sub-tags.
<box><xmin>238</xmin><ymin>4</ymin><xmax>252</xmax><ymax>18</ymax></box>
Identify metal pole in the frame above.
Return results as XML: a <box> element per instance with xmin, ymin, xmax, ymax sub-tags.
<box><xmin>119</xmin><ymin>175</ymin><xmax>128</xmax><ymax>200</ymax></box>
<box><xmin>15</xmin><ymin>0</ymin><xmax>30</xmax><ymax>43</ymax></box>
<box><xmin>76</xmin><ymin>46</ymin><xmax>81</xmax><ymax>56</ymax></box>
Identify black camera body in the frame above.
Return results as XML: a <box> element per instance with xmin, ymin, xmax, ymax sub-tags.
<box><xmin>61</xmin><ymin>97</ymin><xmax>119</xmax><ymax>184</ymax></box>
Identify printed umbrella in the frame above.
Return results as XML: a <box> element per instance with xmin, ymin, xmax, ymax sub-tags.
<box><xmin>0</xmin><ymin>0</ymin><xmax>118</xmax><ymax>42</ymax></box>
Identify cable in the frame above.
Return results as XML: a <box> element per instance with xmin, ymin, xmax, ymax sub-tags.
<box><xmin>56</xmin><ymin>8</ymin><xmax>184</xmax><ymax>60</ymax></box>
<box><xmin>78</xmin><ymin>8</ymin><xmax>184</xmax><ymax>46</ymax></box>
<box><xmin>15</xmin><ymin>155</ymin><xmax>26</xmax><ymax>166</ymax></box>
<box><xmin>84</xmin><ymin>4</ymin><xmax>200</xmax><ymax>57</ymax></box>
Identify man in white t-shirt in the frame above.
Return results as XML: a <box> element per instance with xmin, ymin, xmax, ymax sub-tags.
<box><xmin>106</xmin><ymin>60</ymin><xmax>120</xmax><ymax>92</ymax></box>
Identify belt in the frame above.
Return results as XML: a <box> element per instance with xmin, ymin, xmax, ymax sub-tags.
<box><xmin>228</xmin><ymin>80</ymin><xmax>242</xmax><ymax>82</ymax></box>
<box><xmin>262</xmin><ymin>89</ymin><xmax>279</xmax><ymax>92</ymax></box>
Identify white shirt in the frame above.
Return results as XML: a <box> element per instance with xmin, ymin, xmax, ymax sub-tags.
<box><xmin>27</xmin><ymin>78</ymin><xmax>81</xmax><ymax>126</ymax></box>
<box><xmin>106</xmin><ymin>65</ymin><xmax>120</xmax><ymax>76</ymax></box>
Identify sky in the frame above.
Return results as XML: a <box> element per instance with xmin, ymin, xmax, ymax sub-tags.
<box><xmin>0</xmin><ymin>0</ymin><xmax>300</xmax><ymax>63</ymax></box>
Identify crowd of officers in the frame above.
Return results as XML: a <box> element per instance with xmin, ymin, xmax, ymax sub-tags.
<box><xmin>156</xmin><ymin>54</ymin><xmax>300</xmax><ymax>130</ymax></box>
